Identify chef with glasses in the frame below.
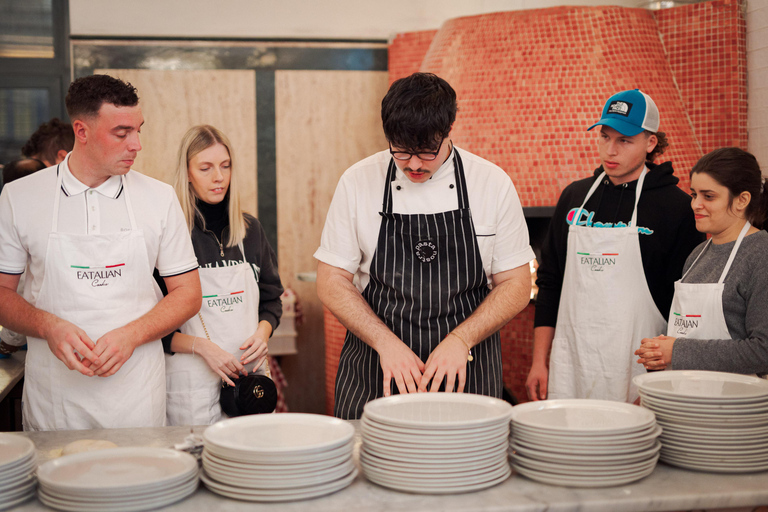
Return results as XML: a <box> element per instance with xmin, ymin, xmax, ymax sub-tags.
<box><xmin>315</xmin><ymin>73</ymin><xmax>534</xmax><ymax>420</ymax></box>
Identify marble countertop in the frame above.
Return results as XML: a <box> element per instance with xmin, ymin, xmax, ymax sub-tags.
<box><xmin>0</xmin><ymin>351</ymin><xmax>25</xmax><ymax>402</ymax></box>
<box><xmin>6</xmin><ymin>423</ymin><xmax>768</xmax><ymax>512</ymax></box>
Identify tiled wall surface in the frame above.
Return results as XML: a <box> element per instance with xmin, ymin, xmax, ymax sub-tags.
<box><xmin>656</xmin><ymin>0</ymin><xmax>748</xmax><ymax>154</ymax></box>
<box><xmin>324</xmin><ymin>2</ymin><xmax>748</xmax><ymax>410</ymax></box>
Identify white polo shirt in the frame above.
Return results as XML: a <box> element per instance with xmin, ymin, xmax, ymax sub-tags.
<box><xmin>315</xmin><ymin>147</ymin><xmax>535</xmax><ymax>292</ymax></box>
<box><xmin>0</xmin><ymin>154</ymin><xmax>198</xmax><ymax>306</ymax></box>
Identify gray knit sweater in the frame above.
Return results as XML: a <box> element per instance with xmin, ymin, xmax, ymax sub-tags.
<box><xmin>671</xmin><ymin>229</ymin><xmax>768</xmax><ymax>374</ymax></box>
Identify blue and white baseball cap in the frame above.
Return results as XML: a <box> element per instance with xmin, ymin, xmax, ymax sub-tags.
<box><xmin>587</xmin><ymin>89</ymin><xmax>660</xmax><ymax>136</ymax></box>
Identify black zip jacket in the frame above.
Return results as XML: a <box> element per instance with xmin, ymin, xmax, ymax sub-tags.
<box><xmin>157</xmin><ymin>207</ymin><xmax>284</xmax><ymax>353</ymax></box>
<box><xmin>534</xmin><ymin>161</ymin><xmax>705</xmax><ymax>328</ymax></box>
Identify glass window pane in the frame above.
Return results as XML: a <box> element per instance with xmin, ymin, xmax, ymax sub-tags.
<box><xmin>0</xmin><ymin>0</ymin><xmax>54</xmax><ymax>59</ymax></box>
<box><xmin>0</xmin><ymin>88</ymin><xmax>50</xmax><ymax>167</ymax></box>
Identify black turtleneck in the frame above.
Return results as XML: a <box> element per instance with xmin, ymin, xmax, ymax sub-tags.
<box><xmin>196</xmin><ymin>195</ymin><xmax>229</xmax><ymax>239</ymax></box>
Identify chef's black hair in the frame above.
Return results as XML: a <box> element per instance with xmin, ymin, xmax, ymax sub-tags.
<box><xmin>691</xmin><ymin>147</ymin><xmax>768</xmax><ymax>230</ymax></box>
<box><xmin>381</xmin><ymin>72</ymin><xmax>457</xmax><ymax>151</ymax></box>
<box><xmin>66</xmin><ymin>74</ymin><xmax>139</xmax><ymax>120</ymax></box>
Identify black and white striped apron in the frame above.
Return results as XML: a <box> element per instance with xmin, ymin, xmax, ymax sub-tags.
<box><xmin>334</xmin><ymin>150</ymin><xmax>503</xmax><ymax>420</ymax></box>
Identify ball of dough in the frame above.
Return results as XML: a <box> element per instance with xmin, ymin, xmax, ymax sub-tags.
<box><xmin>62</xmin><ymin>439</ymin><xmax>118</xmax><ymax>456</ymax></box>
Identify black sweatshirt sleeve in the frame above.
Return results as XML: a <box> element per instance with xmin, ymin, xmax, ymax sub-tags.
<box><xmin>244</xmin><ymin>216</ymin><xmax>284</xmax><ymax>334</ymax></box>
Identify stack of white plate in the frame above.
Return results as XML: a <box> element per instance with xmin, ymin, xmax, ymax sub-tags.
<box><xmin>360</xmin><ymin>394</ymin><xmax>513</xmax><ymax>494</ymax></box>
<box><xmin>0</xmin><ymin>434</ymin><xmax>36</xmax><ymax>511</ymax></box>
<box><xmin>634</xmin><ymin>370</ymin><xmax>768</xmax><ymax>473</ymax></box>
<box><xmin>37</xmin><ymin>447</ymin><xmax>199</xmax><ymax>512</ymax></box>
<box><xmin>201</xmin><ymin>413</ymin><xmax>357</xmax><ymax>502</ymax></box>
<box><xmin>510</xmin><ymin>399</ymin><xmax>661</xmax><ymax>487</ymax></box>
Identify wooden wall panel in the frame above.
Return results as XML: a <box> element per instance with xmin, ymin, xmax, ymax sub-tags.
<box><xmin>275</xmin><ymin>70</ymin><xmax>389</xmax><ymax>413</ymax></box>
<box><xmin>95</xmin><ymin>69</ymin><xmax>258</xmax><ymax>215</ymax></box>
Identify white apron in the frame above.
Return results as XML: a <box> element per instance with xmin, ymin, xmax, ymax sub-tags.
<box><xmin>165</xmin><ymin>241</ymin><xmax>262</xmax><ymax>426</ymax></box>
<box><xmin>666</xmin><ymin>222</ymin><xmax>750</xmax><ymax>342</ymax></box>
<box><xmin>548</xmin><ymin>169</ymin><xmax>667</xmax><ymax>403</ymax></box>
<box><xmin>23</xmin><ymin>168</ymin><xmax>165</xmax><ymax>431</ymax></box>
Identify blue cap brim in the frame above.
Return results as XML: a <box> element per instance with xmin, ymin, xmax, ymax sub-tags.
<box><xmin>587</xmin><ymin>117</ymin><xmax>645</xmax><ymax>136</ymax></box>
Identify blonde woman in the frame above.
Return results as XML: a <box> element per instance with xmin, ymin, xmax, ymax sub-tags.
<box><xmin>162</xmin><ymin>125</ymin><xmax>283</xmax><ymax>425</ymax></box>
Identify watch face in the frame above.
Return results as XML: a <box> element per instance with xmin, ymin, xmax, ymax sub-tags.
<box><xmin>414</xmin><ymin>239</ymin><xmax>437</xmax><ymax>264</ymax></box>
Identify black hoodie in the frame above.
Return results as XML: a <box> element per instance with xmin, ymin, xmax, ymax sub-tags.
<box><xmin>534</xmin><ymin>161</ymin><xmax>705</xmax><ymax>328</ymax></box>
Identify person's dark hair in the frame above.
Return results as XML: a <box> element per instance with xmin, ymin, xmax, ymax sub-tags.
<box><xmin>646</xmin><ymin>130</ymin><xmax>668</xmax><ymax>163</ymax></box>
<box><xmin>65</xmin><ymin>74</ymin><xmax>139</xmax><ymax>120</ymax></box>
<box><xmin>690</xmin><ymin>147</ymin><xmax>768</xmax><ymax>230</ymax></box>
<box><xmin>21</xmin><ymin>118</ymin><xmax>74</xmax><ymax>164</ymax></box>
<box><xmin>3</xmin><ymin>158</ymin><xmax>46</xmax><ymax>185</ymax></box>
<box><xmin>381</xmin><ymin>72</ymin><xmax>457</xmax><ymax>151</ymax></box>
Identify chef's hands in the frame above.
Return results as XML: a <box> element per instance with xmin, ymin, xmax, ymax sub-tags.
<box><xmin>89</xmin><ymin>329</ymin><xmax>139</xmax><ymax>377</ymax></box>
<box><xmin>240</xmin><ymin>321</ymin><xmax>271</xmax><ymax>373</ymax></box>
<box><xmin>198</xmin><ymin>339</ymin><xmax>247</xmax><ymax>387</ymax></box>
<box><xmin>378</xmin><ymin>340</ymin><xmax>425</xmax><ymax>396</ymax></box>
<box><xmin>635</xmin><ymin>335</ymin><xmax>675</xmax><ymax>370</ymax></box>
<box><xmin>419</xmin><ymin>334</ymin><xmax>469</xmax><ymax>393</ymax></box>
<box><xmin>41</xmin><ymin>317</ymin><xmax>100</xmax><ymax>377</ymax></box>
<box><xmin>526</xmin><ymin>363</ymin><xmax>548</xmax><ymax>401</ymax></box>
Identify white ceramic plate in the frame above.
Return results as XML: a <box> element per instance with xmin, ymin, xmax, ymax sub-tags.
<box><xmin>362</xmin><ymin>461</ymin><xmax>511</xmax><ymax>491</ymax></box>
<box><xmin>660</xmin><ymin>432</ymin><xmax>768</xmax><ymax>447</ymax></box>
<box><xmin>634</xmin><ymin>371</ymin><xmax>768</xmax><ymax>400</ymax></box>
<box><xmin>363</xmin><ymin>393</ymin><xmax>512</xmax><ymax>429</ymax></box>
<box><xmin>660</xmin><ymin>455</ymin><xmax>768</xmax><ymax>473</ymax></box>
<box><xmin>511</xmin><ymin>399</ymin><xmax>655</xmax><ymax>434</ymax></box>
<box><xmin>201</xmin><ymin>467</ymin><xmax>357</xmax><ymax>502</ymax></box>
<box><xmin>0</xmin><ymin>489</ymin><xmax>35</xmax><ymax>511</ymax></box>
<box><xmin>361</xmin><ymin>440</ymin><xmax>507</xmax><ymax>464</ymax></box>
<box><xmin>511</xmin><ymin>440</ymin><xmax>661</xmax><ymax>465</ymax></box>
<box><xmin>512</xmin><ymin>437</ymin><xmax>658</xmax><ymax>457</ymax></box>
<box><xmin>203</xmin><ymin>459</ymin><xmax>355</xmax><ymax>488</ymax></box>
<box><xmin>0</xmin><ymin>434</ymin><xmax>35</xmax><ymax>469</ymax></box>
<box><xmin>512</xmin><ymin>461</ymin><xmax>655</xmax><ymax>488</ymax></box>
<box><xmin>362</xmin><ymin>431</ymin><xmax>508</xmax><ymax>454</ymax></box>
<box><xmin>639</xmin><ymin>391</ymin><xmax>768</xmax><ymax>412</ymax></box>
<box><xmin>656</xmin><ymin>420</ymin><xmax>768</xmax><ymax>437</ymax></box>
<box><xmin>648</xmin><ymin>407</ymin><xmax>768</xmax><ymax>427</ymax></box>
<box><xmin>364</xmin><ymin>464</ymin><xmax>510</xmax><ymax>494</ymax></box>
<box><xmin>360</xmin><ymin>449</ymin><xmax>508</xmax><ymax>475</ymax></box>
<box><xmin>202</xmin><ymin>450</ymin><xmax>351</xmax><ymax>474</ymax></box>
<box><xmin>37</xmin><ymin>447</ymin><xmax>198</xmax><ymax>494</ymax></box>
<box><xmin>37</xmin><ymin>478</ymin><xmax>197</xmax><ymax>512</ymax></box>
<box><xmin>0</xmin><ymin>467</ymin><xmax>36</xmax><ymax>493</ymax></box>
<box><xmin>204</xmin><ymin>438</ymin><xmax>354</xmax><ymax>464</ymax></box>
<box><xmin>660</xmin><ymin>446</ymin><xmax>768</xmax><ymax>462</ymax></box>
<box><xmin>361</xmin><ymin>415</ymin><xmax>509</xmax><ymax>437</ymax></box>
<box><xmin>204</xmin><ymin>413</ymin><xmax>354</xmax><ymax>455</ymax></box>
<box><xmin>513</xmin><ymin>451</ymin><xmax>658</xmax><ymax>477</ymax></box>
<box><xmin>361</xmin><ymin>456</ymin><xmax>509</xmax><ymax>483</ymax></box>
<box><xmin>38</xmin><ymin>471</ymin><xmax>198</xmax><ymax>501</ymax></box>
<box><xmin>641</xmin><ymin>398</ymin><xmax>768</xmax><ymax>418</ymax></box>
<box><xmin>512</xmin><ymin>420</ymin><xmax>657</xmax><ymax>440</ymax></box>
<box><xmin>0</xmin><ymin>479</ymin><xmax>38</xmax><ymax>502</ymax></box>
<box><xmin>512</xmin><ymin>423</ymin><xmax>661</xmax><ymax>448</ymax></box>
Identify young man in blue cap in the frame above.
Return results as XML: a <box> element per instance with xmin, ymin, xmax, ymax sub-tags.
<box><xmin>526</xmin><ymin>89</ymin><xmax>703</xmax><ymax>403</ymax></box>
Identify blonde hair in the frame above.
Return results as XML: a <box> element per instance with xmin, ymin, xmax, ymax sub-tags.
<box><xmin>173</xmin><ymin>125</ymin><xmax>248</xmax><ymax>246</ymax></box>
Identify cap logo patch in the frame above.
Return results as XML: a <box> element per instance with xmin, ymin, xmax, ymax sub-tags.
<box><xmin>607</xmin><ymin>101</ymin><xmax>632</xmax><ymax>116</ymax></box>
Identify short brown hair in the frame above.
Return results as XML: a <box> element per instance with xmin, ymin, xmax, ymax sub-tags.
<box><xmin>65</xmin><ymin>75</ymin><xmax>139</xmax><ymax>120</ymax></box>
<box><xmin>646</xmin><ymin>130</ymin><xmax>668</xmax><ymax>163</ymax></box>
<box><xmin>21</xmin><ymin>118</ymin><xmax>74</xmax><ymax>164</ymax></box>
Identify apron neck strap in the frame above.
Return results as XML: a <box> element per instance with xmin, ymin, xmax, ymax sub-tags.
<box><xmin>574</xmin><ymin>167</ymin><xmax>648</xmax><ymax>228</ymax></box>
<box><xmin>682</xmin><ymin>221</ymin><xmax>752</xmax><ymax>283</ymax></box>
<box><xmin>381</xmin><ymin>147</ymin><xmax>467</xmax><ymax>214</ymax></box>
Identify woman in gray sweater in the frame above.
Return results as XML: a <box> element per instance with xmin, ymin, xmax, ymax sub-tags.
<box><xmin>636</xmin><ymin>147</ymin><xmax>768</xmax><ymax>374</ymax></box>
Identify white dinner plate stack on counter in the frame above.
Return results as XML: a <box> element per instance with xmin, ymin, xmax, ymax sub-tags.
<box><xmin>201</xmin><ymin>413</ymin><xmax>357</xmax><ymax>502</ymax></box>
<box><xmin>360</xmin><ymin>393</ymin><xmax>513</xmax><ymax>494</ymax></box>
<box><xmin>0</xmin><ymin>434</ymin><xmax>37</xmax><ymax>510</ymax></box>
<box><xmin>36</xmin><ymin>447</ymin><xmax>199</xmax><ymax>512</ymax></box>
<box><xmin>634</xmin><ymin>370</ymin><xmax>768</xmax><ymax>473</ymax></box>
<box><xmin>510</xmin><ymin>399</ymin><xmax>662</xmax><ymax>487</ymax></box>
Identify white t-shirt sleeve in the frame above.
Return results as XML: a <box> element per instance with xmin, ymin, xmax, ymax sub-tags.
<box><xmin>314</xmin><ymin>174</ymin><xmax>362</xmax><ymax>275</ymax></box>
<box><xmin>0</xmin><ymin>186</ymin><xmax>27</xmax><ymax>275</ymax></box>
<box><xmin>491</xmin><ymin>175</ymin><xmax>535</xmax><ymax>275</ymax></box>
<box><xmin>154</xmin><ymin>188</ymin><xmax>198</xmax><ymax>277</ymax></box>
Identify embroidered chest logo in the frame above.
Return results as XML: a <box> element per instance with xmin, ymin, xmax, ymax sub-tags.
<box><xmin>608</xmin><ymin>101</ymin><xmax>632</xmax><ymax>116</ymax></box>
<box><xmin>415</xmin><ymin>240</ymin><xmax>438</xmax><ymax>263</ymax></box>
<box><xmin>71</xmin><ymin>263</ymin><xmax>124</xmax><ymax>287</ymax></box>
<box><xmin>204</xmin><ymin>291</ymin><xmax>245</xmax><ymax>313</ymax></box>
<box><xmin>577</xmin><ymin>252</ymin><xmax>618</xmax><ymax>272</ymax></box>
<box><xmin>672</xmin><ymin>312</ymin><xmax>700</xmax><ymax>336</ymax></box>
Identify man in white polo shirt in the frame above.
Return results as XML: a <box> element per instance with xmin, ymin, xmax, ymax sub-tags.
<box><xmin>0</xmin><ymin>75</ymin><xmax>202</xmax><ymax>431</ymax></box>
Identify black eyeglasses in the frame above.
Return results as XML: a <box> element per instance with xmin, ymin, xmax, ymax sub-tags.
<box><xmin>389</xmin><ymin>136</ymin><xmax>445</xmax><ymax>162</ymax></box>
